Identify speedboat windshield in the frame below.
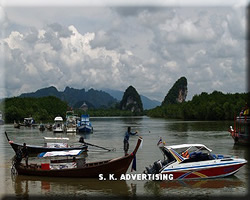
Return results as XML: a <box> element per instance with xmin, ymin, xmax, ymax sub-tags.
<box><xmin>160</xmin><ymin>144</ymin><xmax>213</xmax><ymax>163</ymax></box>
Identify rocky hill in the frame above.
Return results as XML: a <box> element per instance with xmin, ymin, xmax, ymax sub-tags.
<box><xmin>20</xmin><ymin>86</ymin><xmax>118</xmax><ymax>109</ymax></box>
<box><xmin>120</xmin><ymin>86</ymin><xmax>143</xmax><ymax>113</ymax></box>
<box><xmin>104</xmin><ymin>88</ymin><xmax>160</xmax><ymax>110</ymax></box>
<box><xmin>162</xmin><ymin>76</ymin><xmax>188</xmax><ymax>105</ymax></box>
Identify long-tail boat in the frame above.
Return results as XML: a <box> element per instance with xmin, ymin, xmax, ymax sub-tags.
<box><xmin>13</xmin><ymin>137</ymin><xmax>143</xmax><ymax>178</ymax></box>
<box><xmin>5</xmin><ymin>131</ymin><xmax>88</xmax><ymax>155</ymax></box>
<box><xmin>228</xmin><ymin>115</ymin><xmax>250</xmax><ymax>145</ymax></box>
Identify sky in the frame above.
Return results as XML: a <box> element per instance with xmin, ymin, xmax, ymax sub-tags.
<box><xmin>0</xmin><ymin>1</ymin><xmax>248</xmax><ymax>102</ymax></box>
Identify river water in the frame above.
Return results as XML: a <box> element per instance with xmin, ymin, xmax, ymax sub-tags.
<box><xmin>0</xmin><ymin>116</ymin><xmax>249</xmax><ymax>199</ymax></box>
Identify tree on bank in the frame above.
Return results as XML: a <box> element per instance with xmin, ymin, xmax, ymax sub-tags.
<box><xmin>148</xmin><ymin>91</ymin><xmax>249</xmax><ymax>120</ymax></box>
<box><xmin>3</xmin><ymin>96</ymin><xmax>68</xmax><ymax>123</ymax></box>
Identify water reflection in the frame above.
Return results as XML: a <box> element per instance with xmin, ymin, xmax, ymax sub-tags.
<box><xmin>144</xmin><ymin>177</ymin><xmax>245</xmax><ymax>195</ymax></box>
<box><xmin>166</xmin><ymin>121</ymin><xmax>232</xmax><ymax>132</ymax></box>
<box><xmin>166</xmin><ymin>122</ymin><xmax>189</xmax><ymax>133</ymax></box>
<box><xmin>12</xmin><ymin>175</ymin><xmax>132</xmax><ymax>197</ymax></box>
<box><xmin>118</xmin><ymin>117</ymin><xmax>144</xmax><ymax>129</ymax></box>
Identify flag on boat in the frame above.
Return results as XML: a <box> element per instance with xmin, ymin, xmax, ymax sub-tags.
<box><xmin>157</xmin><ymin>137</ymin><xmax>166</xmax><ymax>146</ymax></box>
<box><xmin>157</xmin><ymin>137</ymin><xmax>162</xmax><ymax>145</ymax></box>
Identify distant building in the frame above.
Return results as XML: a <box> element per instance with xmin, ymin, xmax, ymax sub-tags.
<box><xmin>80</xmin><ymin>102</ymin><xmax>88</xmax><ymax>112</ymax></box>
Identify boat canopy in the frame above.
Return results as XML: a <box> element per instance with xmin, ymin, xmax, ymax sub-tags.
<box><xmin>38</xmin><ymin>150</ymin><xmax>83</xmax><ymax>158</ymax></box>
<box><xmin>164</xmin><ymin>144</ymin><xmax>212</xmax><ymax>152</ymax></box>
<box><xmin>44</xmin><ymin>137</ymin><xmax>69</xmax><ymax>141</ymax></box>
<box><xmin>54</xmin><ymin>116</ymin><xmax>63</xmax><ymax>121</ymax></box>
<box><xmin>24</xmin><ymin>117</ymin><xmax>33</xmax><ymax>120</ymax></box>
<box><xmin>81</xmin><ymin>114</ymin><xmax>90</xmax><ymax>121</ymax></box>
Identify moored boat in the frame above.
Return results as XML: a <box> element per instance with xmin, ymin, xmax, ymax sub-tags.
<box><xmin>77</xmin><ymin>114</ymin><xmax>93</xmax><ymax>133</ymax></box>
<box><xmin>39</xmin><ymin>123</ymin><xmax>46</xmax><ymax>131</ymax></box>
<box><xmin>77</xmin><ymin>102</ymin><xmax>93</xmax><ymax>133</ymax></box>
<box><xmin>45</xmin><ymin>124</ymin><xmax>53</xmax><ymax>131</ymax></box>
<box><xmin>20</xmin><ymin>117</ymin><xmax>36</xmax><ymax>127</ymax></box>
<box><xmin>144</xmin><ymin>143</ymin><xmax>247</xmax><ymax>180</ymax></box>
<box><xmin>13</xmin><ymin>137</ymin><xmax>143</xmax><ymax>178</ymax></box>
<box><xmin>65</xmin><ymin>111</ymin><xmax>77</xmax><ymax>133</ymax></box>
<box><xmin>228</xmin><ymin>111</ymin><xmax>250</xmax><ymax>145</ymax></box>
<box><xmin>14</xmin><ymin>121</ymin><xmax>20</xmax><ymax>129</ymax></box>
<box><xmin>5</xmin><ymin>131</ymin><xmax>88</xmax><ymax>155</ymax></box>
<box><xmin>53</xmin><ymin>116</ymin><xmax>64</xmax><ymax>133</ymax></box>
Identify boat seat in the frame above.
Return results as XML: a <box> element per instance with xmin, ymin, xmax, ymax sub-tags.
<box><xmin>211</xmin><ymin>154</ymin><xmax>217</xmax><ymax>159</ymax></box>
<box><xmin>182</xmin><ymin>152</ymin><xmax>214</xmax><ymax>163</ymax></box>
<box><xmin>217</xmin><ymin>154</ymin><xmax>224</xmax><ymax>159</ymax></box>
<box><xmin>161</xmin><ymin>159</ymin><xmax>168</xmax><ymax>166</ymax></box>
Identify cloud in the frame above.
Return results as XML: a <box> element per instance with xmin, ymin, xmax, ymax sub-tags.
<box><xmin>0</xmin><ymin>6</ymin><xmax>247</xmax><ymax>101</ymax></box>
<box><xmin>90</xmin><ymin>30</ymin><xmax>121</xmax><ymax>50</ymax></box>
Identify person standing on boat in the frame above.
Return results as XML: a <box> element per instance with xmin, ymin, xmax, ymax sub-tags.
<box><xmin>21</xmin><ymin>143</ymin><xmax>29</xmax><ymax>167</ymax></box>
<box><xmin>124</xmin><ymin>127</ymin><xmax>137</xmax><ymax>156</ymax></box>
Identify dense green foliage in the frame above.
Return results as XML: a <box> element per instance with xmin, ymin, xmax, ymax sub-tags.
<box><xmin>162</xmin><ymin>76</ymin><xmax>187</xmax><ymax>105</ymax></box>
<box><xmin>2</xmin><ymin>88</ymin><xmax>248</xmax><ymax>122</ymax></box>
<box><xmin>0</xmin><ymin>100</ymin><xmax>4</xmax><ymax>113</ymax></box>
<box><xmin>3</xmin><ymin>96</ymin><xmax>68</xmax><ymax>123</ymax></box>
<box><xmin>120</xmin><ymin>85</ymin><xmax>143</xmax><ymax>113</ymax></box>
<box><xmin>148</xmin><ymin>91</ymin><xmax>249</xmax><ymax>120</ymax></box>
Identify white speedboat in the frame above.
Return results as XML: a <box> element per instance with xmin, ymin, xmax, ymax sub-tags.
<box><xmin>145</xmin><ymin>143</ymin><xmax>247</xmax><ymax>180</ymax></box>
<box><xmin>53</xmin><ymin>116</ymin><xmax>64</xmax><ymax>133</ymax></box>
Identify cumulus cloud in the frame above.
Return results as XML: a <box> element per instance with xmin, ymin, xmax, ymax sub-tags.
<box><xmin>0</xmin><ymin>6</ymin><xmax>247</xmax><ymax>101</ymax></box>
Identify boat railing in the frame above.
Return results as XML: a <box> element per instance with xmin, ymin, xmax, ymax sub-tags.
<box><xmin>236</xmin><ymin>116</ymin><xmax>250</xmax><ymax>123</ymax></box>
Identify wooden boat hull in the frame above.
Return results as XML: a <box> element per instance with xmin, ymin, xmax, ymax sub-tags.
<box><xmin>15</xmin><ymin>155</ymin><xmax>132</xmax><ymax>178</ymax></box>
<box><xmin>5</xmin><ymin>132</ymin><xmax>88</xmax><ymax>155</ymax></box>
<box><xmin>14</xmin><ymin>137</ymin><xmax>142</xmax><ymax>178</ymax></box>
<box><xmin>9</xmin><ymin>142</ymin><xmax>88</xmax><ymax>155</ymax></box>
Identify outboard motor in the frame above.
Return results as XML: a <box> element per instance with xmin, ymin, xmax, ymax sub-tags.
<box><xmin>144</xmin><ymin>160</ymin><xmax>162</xmax><ymax>175</ymax></box>
<box><xmin>153</xmin><ymin>160</ymin><xmax>162</xmax><ymax>174</ymax></box>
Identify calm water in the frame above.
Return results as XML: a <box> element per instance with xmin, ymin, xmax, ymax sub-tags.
<box><xmin>0</xmin><ymin>116</ymin><xmax>249</xmax><ymax>198</ymax></box>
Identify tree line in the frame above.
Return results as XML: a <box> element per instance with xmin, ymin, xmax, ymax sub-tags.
<box><xmin>1</xmin><ymin>91</ymin><xmax>249</xmax><ymax>123</ymax></box>
<box><xmin>147</xmin><ymin>91</ymin><xmax>249</xmax><ymax>120</ymax></box>
<box><xmin>1</xmin><ymin>96</ymin><xmax>144</xmax><ymax>123</ymax></box>
<box><xmin>2</xmin><ymin>96</ymin><xmax>68</xmax><ymax>123</ymax></box>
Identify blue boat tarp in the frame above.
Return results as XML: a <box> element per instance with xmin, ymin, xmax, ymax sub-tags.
<box><xmin>38</xmin><ymin>150</ymin><xmax>83</xmax><ymax>158</ymax></box>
